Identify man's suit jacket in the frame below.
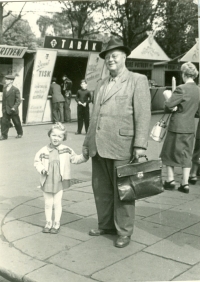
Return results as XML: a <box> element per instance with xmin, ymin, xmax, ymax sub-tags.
<box><xmin>83</xmin><ymin>68</ymin><xmax>151</xmax><ymax>160</ymax></box>
<box><xmin>165</xmin><ymin>82</ymin><xmax>200</xmax><ymax>133</ymax></box>
<box><xmin>50</xmin><ymin>83</ymin><xmax>65</xmax><ymax>103</ymax></box>
<box><xmin>2</xmin><ymin>85</ymin><xmax>21</xmax><ymax>115</ymax></box>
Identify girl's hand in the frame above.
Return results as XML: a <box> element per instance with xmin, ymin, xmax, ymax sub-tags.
<box><xmin>41</xmin><ymin>169</ymin><xmax>48</xmax><ymax>175</ymax></box>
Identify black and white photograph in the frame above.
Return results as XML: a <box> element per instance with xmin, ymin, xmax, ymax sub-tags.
<box><xmin>0</xmin><ymin>0</ymin><xmax>199</xmax><ymax>281</ymax></box>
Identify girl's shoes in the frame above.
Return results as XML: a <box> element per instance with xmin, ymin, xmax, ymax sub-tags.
<box><xmin>42</xmin><ymin>221</ymin><xmax>52</xmax><ymax>233</ymax></box>
<box><xmin>163</xmin><ymin>180</ymin><xmax>175</xmax><ymax>190</ymax></box>
<box><xmin>50</xmin><ymin>222</ymin><xmax>60</xmax><ymax>234</ymax></box>
<box><xmin>178</xmin><ymin>184</ymin><xmax>189</xmax><ymax>194</ymax></box>
<box><xmin>188</xmin><ymin>176</ymin><xmax>197</xmax><ymax>185</ymax></box>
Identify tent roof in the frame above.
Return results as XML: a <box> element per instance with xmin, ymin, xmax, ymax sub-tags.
<box><xmin>180</xmin><ymin>42</ymin><xmax>199</xmax><ymax>62</ymax></box>
<box><xmin>128</xmin><ymin>36</ymin><xmax>170</xmax><ymax>61</ymax></box>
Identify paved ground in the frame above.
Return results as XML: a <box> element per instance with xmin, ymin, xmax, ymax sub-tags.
<box><xmin>0</xmin><ymin>117</ymin><xmax>200</xmax><ymax>282</ymax></box>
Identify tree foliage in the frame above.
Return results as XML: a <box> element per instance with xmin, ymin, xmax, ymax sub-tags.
<box><xmin>98</xmin><ymin>0</ymin><xmax>165</xmax><ymax>50</ymax></box>
<box><xmin>155</xmin><ymin>0</ymin><xmax>198</xmax><ymax>58</ymax></box>
<box><xmin>3</xmin><ymin>15</ymin><xmax>37</xmax><ymax>49</ymax></box>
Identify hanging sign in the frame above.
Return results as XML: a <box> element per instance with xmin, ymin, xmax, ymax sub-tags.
<box><xmin>26</xmin><ymin>49</ymin><xmax>57</xmax><ymax>123</ymax></box>
<box><xmin>0</xmin><ymin>45</ymin><xmax>27</xmax><ymax>58</ymax></box>
<box><xmin>44</xmin><ymin>36</ymin><xmax>102</xmax><ymax>52</ymax></box>
<box><xmin>85</xmin><ymin>52</ymin><xmax>104</xmax><ymax>91</ymax></box>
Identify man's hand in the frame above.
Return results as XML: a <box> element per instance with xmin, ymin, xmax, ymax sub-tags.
<box><xmin>82</xmin><ymin>146</ymin><xmax>89</xmax><ymax>159</ymax></box>
<box><xmin>11</xmin><ymin>107</ymin><xmax>15</xmax><ymax>112</ymax></box>
<box><xmin>83</xmin><ymin>103</ymin><xmax>86</xmax><ymax>107</ymax></box>
<box><xmin>78</xmin><ymin>101</ymin><xmax>82</xmax><ymax>105</ymax></box>
<box><xmin>130</xmin><ymin>148</ymin><xmax>146</xmax><ymax>163</ymax></box>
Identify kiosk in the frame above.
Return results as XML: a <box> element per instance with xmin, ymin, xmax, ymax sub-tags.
<box><xmin>0</xmin><ymin>45</ymin><xmax>28</xmax><ymax>121</ymax></box>
<box><xmin>25</xmin><ymin>36</ymin><xmax>103</xmax><ymax>124</ymax></box>
<box><xmin>126</xmin><ymin>32</ymin><xmax>170</xmax><ymax>112</ymax></box>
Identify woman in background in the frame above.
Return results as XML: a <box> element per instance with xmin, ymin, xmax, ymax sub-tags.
<box><xmin>160</xmin><ymin>62</ymin><xmax>200</xmax><ymax>193</ymax></box>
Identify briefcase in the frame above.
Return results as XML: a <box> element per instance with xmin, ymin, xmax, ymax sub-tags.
<box><xmin>116</xmin><ymin>157</ymin><xmax>164</xmax><ymax>201</ymax></box>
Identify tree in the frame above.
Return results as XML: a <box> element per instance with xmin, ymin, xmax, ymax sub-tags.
<box><xmin>98</xmin><ymin>0</ymin><xmax>165</xmax><ymax>50</ymax></box>
<box><xmin>155</xmin><ymin>0</ymin><xmax>198</xmax><ymax>58</ymax></box>
<box><xmin>3</xmin><ymin>15</ymin><xmax>37</xmax><ymax>49</ymax></box>
<box><xmin>0</xmin><ymin>2</ymin><xmax>26</xmax><ymax>44</ymax></box>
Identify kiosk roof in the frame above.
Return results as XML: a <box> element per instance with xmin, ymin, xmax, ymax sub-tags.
<box><xmin>180</xmin><ymin>41</ymin><xmax>199</xmax><ymax>63</ymax></box>
<box><xmin>128</xmin><ymin>35</ymin><xmax>170</xmax><ymax>61</ymax></box>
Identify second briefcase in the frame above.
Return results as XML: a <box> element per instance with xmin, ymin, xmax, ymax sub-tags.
<box><xmin>116</xmin><ymin>157</ymin><xmax>164</xmax><ymax>201</ymax></box>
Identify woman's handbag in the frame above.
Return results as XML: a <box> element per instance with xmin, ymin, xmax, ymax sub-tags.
<box><xmin>150</xmin><ymin>113</ymin><xmax>172</xmax><ymax>142</ymax></box>
<box><xmin>116</xmin><ymin>156</ymin><xmax>164</xmax><ymax>201</ymax></box>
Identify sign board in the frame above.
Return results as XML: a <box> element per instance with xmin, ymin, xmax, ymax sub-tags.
<box><xmin>26</xmin><ymin>49</ymin><xmax>57</xmax><ymax>123</ymax></box>
<box><xmin>44</xmin><ymin>36</ymin><xmax>102</xmax><ymax>52</ymax></box>
<box><xmin>126</xmin><ymin>60</ymin><xmax>153</xmax><ymax>70</ymax></box>
<box><xmin>0</xmin><ymin>45</ymin><xmax>27</xmax><ymax>58</ymax></box>
<box><xmin>164</xmin><ymin>64</ymin><xmax>180</xmax><ymax>71</ymax></box>
<box><xmin>85</xmin><ymin>52</ymin><xmax>104</xmax><ymax>91</ymax></box>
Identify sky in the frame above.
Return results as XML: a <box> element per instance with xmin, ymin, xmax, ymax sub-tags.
<box><xmin>4</xmin><ymin>1</ymin><xmax>63</xmax><ymax>37</ymax></box>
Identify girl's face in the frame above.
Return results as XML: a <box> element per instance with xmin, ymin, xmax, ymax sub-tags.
<box><xmin>50</xmin><ymin>129</ymin><xmax>64</xmax><ymax>147</ymax></box>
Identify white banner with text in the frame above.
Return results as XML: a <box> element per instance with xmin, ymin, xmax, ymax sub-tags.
<box><xmin>26</xmin><ymin>49</ymin><xmax>57</xmax><ymax>123</ymax></box>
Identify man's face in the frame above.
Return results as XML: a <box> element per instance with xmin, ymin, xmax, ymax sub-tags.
<box><xmin>105</xmin><ymin>49</ymin><xmax>126</xmax><ymax>72</ymax></box>
<box><xmin>62</xmin><ymin>76</ymin><xmax>67</xmax><ymax>81</ymax></box>
<box><xmin>5</xmin><ymin>78</ymin><xmax>13</xmax><ymax>86</ymax></box>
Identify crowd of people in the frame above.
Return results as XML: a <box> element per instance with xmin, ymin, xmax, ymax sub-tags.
<box><xmin>0</xmin><ymin>38</ymin><xmax>199</xmax><ymax>248</ymax></box>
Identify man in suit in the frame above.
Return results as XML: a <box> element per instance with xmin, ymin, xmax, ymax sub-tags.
<box><xmin>61</xmin><ymin>74</ymin><xmax>72</xmax><ymax>123</ymax></box>
<box><xmin>82</xmin><ymin>38</ymin><xmax>151</xmax><ymax>248</ymax></box>
<box><xmin>49</xmin><ymin>77</ymin><xmax>65</xmax><ymax>123</ymax></box>
<box><xmin>0</xmin><ymin>75</ymin><xmax>23</xmax><ymax>140</ymax></box>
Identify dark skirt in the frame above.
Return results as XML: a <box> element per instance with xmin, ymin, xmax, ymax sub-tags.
<box><xmin>192</xmin><ymin>138</ymin><xmax>200</xmax><ymax>164</ymax></box>
<box><xmin>160</xmin><ymin>131</ymin><xmax>195</xmax><ymax>168</ymax></box>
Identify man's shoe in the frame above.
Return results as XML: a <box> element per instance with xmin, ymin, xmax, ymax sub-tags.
<box><xmin>0</xmin><ymin>136</ymin><xmax>7</xmax><ymax>141</ymax></box>
<box><xmin>16</xmin><ymin>135</ymin><xmax>22</xmax><ymax>138</ymax></box>
<box><xmin>163</xmin><ymin>180</ymin><xmax>175</xmax><ymax>190</ymax></box>
<box><xmin>89</xmin><ymin>229</ymin><xmax>117</xmax><ymax>236</ymax></box>
<box><xmin>178</xmin><ymin>184</ymin><xmax>189</xmax><ymax>194</ymax></box>
<box><xmin>115</xmin><ymin>236</ymin><xmax>131</xmax><ymax>248</ymax></box>
<box><xmin>75</xmin><ymin>132</ymin><xmax>81</xmax><ymax>135</ymax></box>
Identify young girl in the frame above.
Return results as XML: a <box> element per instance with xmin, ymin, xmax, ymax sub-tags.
<box><xmin>34</xmin><ymin>122</ymin><xmax>87</xmax><ymax>234</ymax></box>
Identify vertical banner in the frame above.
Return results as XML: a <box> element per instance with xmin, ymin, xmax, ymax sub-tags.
<box><xmin>85</xmin><ymin>52</ymin><xmax>104</xmax><ymax>91</ymax></box>
<box><xmin>26</xmin><ymin>49</ymin><xmax>57</xmax><ymax>123</ymax></box>
<box><xmin>198</xmin><ymin>0</ymin><xmax>200</xmax><ymax>85</ymax></box>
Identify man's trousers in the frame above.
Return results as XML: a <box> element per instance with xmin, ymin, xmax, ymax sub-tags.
<box><xmin>92</xmin><ymin>153</ymin><xmax>135</xmax><ymax>236</ymax></box>
<box><xmin>64</xmin><ymin>98</ymin><xmax>71</xmax><ymax>122</ymax></box>
<box><xmin>77</xmin><ymin>105</ymin><xmax>89</xmax><ymax>133</ymax></box>
<box><xmin>1</xmin><ymin>112</ymin><xmax>23</xmax><ymax>138</ymax></box>
<box><xmin>52</xmin><ymin>102</ymin><xmax>64</xmax><ymax>123</ymax></box>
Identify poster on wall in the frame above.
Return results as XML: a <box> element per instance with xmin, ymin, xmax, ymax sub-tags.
<box><xmin>26</xmin><ymin>49</ymin><xmax>57</xmax><ymax>123</ymax></box>
<box><xmin>12</xmin><ymin>59</ymin><xmax>24</xmax><ymax>120</ymax></box>
<box><xmin>85</xmin><ymin>52</ymin><xmax>104</xmax><ymax>91</ymax></box>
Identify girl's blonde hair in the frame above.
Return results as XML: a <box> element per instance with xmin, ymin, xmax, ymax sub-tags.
<box><xmin>48</xmin><ymin>122</ymin><xmax>67</xmax><ymax>141</ymax></box>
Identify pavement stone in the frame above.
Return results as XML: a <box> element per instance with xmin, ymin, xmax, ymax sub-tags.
<box><xmin>13</xmin><ymin>232</ymin><xmax>82</xmax><ymax>260</ymax></box>
<box><xmin>62</xmin><ymin>190</ymin><xmax>94</xmax><ymax>202</ymax></box>
<box><xmin>48</xmin><ymin>236</ymin><xmax>146</xmax><ymax>276</ymax></box>
<box><xmin>173</xmin><ymin>262</ymin><xmax>200</xmax><ymax>281</ymax></box>
<box><xmin>132</xmin><ymin>220</ymin><xmax>179</xmax><ymax>246</ymax></box>
<box><xmin>62</xmin><ymin>198</ymin><xmax>97</xmax><ymax>217</ymax></box>
<box><xmin>144</xmin><ymin>231</ymin><xmax>200</xmax><ymax>265</ymax></box>
<box><xmin>92</xmin><ymin>252</ymin><xmax>190</xmax><ymax>282</ymax></box>
<box><xmin>23</xmin><ymin>264</ymin><xmax>95</xmax><ymax>282</ymax></box>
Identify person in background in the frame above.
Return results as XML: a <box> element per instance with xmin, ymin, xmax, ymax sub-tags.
<box><xmin>49</xmin><ymin>77</ymin><xmax>65</xmax><ymax>123</ymax></box>
<box><xmin>34</xmin><ymin>123</ymin><xmax>88</xmax><ymax>234</ymax></box>
<box><xmin>0</xmin><ymin>75</ymin><xmax>23</xmax><ymax>140</ymax></box>
<box><xmin>160</xmin><ymin>62</ymin><xmax>200</xmax><ymax>194</ymax></box>
<box><xmin>61</xmin><ymin>74</ymin><xmax>72</xmax><ymax>123</ymax></box>
<box><xmin>82</xmin><ymin>38</ymin><xmax>151</xmax><ymax>248</ymax></box>
<box><xmin>75</xmin><ymin>79</ymin><xmax>91</xmax><ymax>135</ymax></box>
<box><xmin>189</xmin><ymin>117</ymin><xmax>200</xmax><ymax>184</ymax></box>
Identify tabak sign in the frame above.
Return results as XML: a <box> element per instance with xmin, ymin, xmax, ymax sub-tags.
<box><xmin>44</xmin><ymin>36</ymin><xmax>102</xmax><ymax>52</ymax></box>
